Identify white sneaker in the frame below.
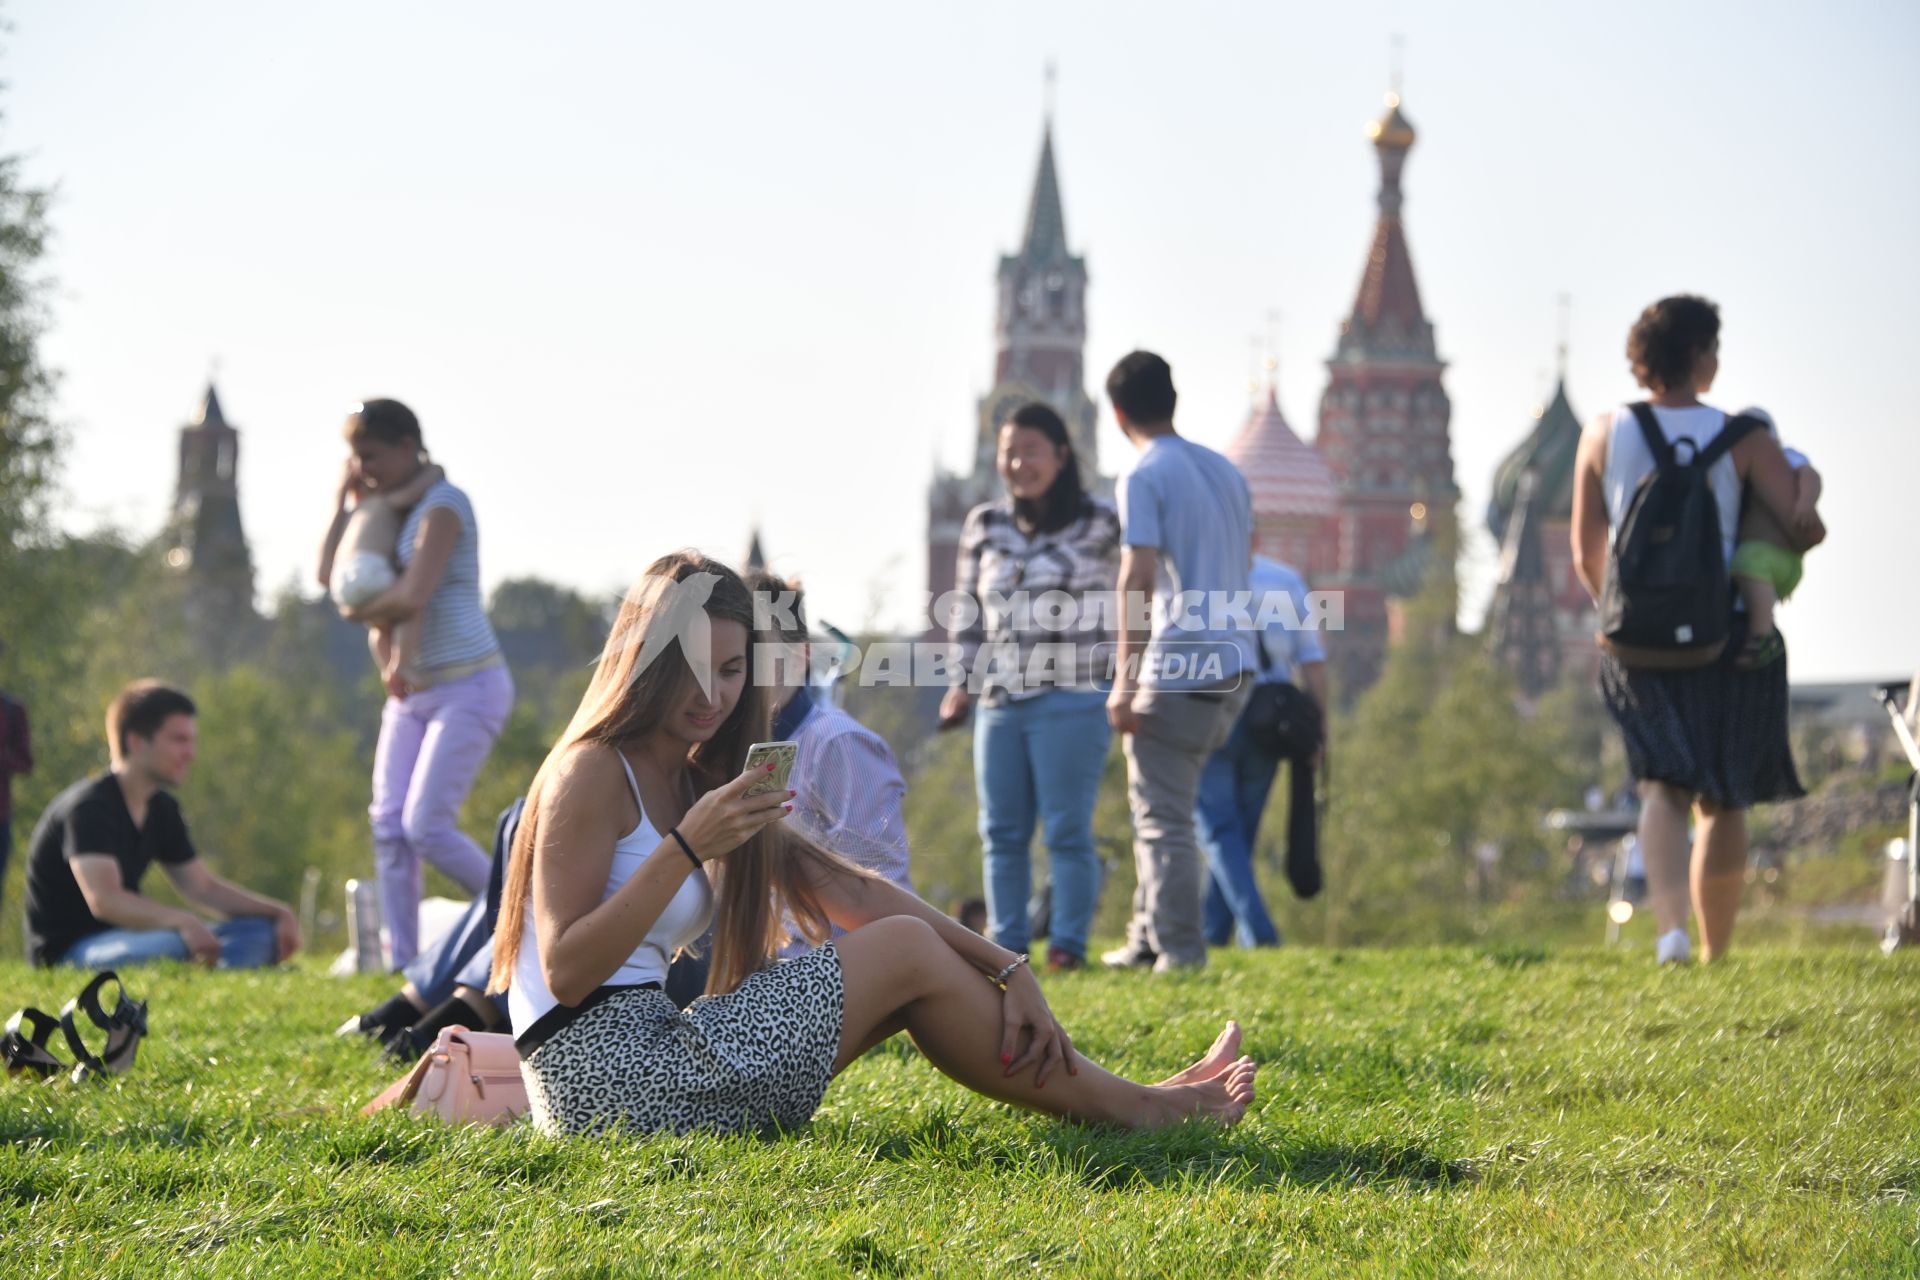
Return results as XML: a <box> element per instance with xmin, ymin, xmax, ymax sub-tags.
<box><xmin>1656</xmin><ymin>928</ymin><xmax>1691</xmax><ymax>965</ymax></box>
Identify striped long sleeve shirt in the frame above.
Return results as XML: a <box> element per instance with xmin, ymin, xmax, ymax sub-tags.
<box><xmin>948</xmin><ymin>497</ymin><xmax>1121</xmax><ymax>704</ymax></box>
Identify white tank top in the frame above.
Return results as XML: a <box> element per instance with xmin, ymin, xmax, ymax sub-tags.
<box><xmin>508</xmin><ymin>750</ymin><xmax>714</xmax><ymax>1033</ymax></box>
<box><xmin>1603</xmin><ymin>403</ymin><xmax>1744</xmax><ymax>568</ymax></box>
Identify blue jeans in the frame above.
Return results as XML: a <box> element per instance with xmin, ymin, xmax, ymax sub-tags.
<box><xmin>61</xmin><ymin>917</ymin><xmax>278</xmax><ymax>970</ymax></box>
<box><xmin>399</xmin><ymin>796</ymin><xmax>522</xmax><ymax>1017</ymax></box>
<box><xmin>1195</xmin><ymin>714</ymin><xmax>1283</xmax><ymax>948</ymax></box>
<box><xmin>401</xmin><ymin>897</ymin><xmax>506</xmax><ymax>1018</ymax></box>
<box><xmin>975</xmin><ymin>689</ymin><xmax>1111</xmax><ymax>959</ymax></box>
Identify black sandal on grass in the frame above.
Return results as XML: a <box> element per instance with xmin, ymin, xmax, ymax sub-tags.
<box><xmin>2</xmin><ymin>1007</ymin><xmax>68</xmax><ymax>1080</ymax></box>
<box><xmin>59</xmin><ymin>971</ymin><xmax>148</xmax><ymax>1083</ymax></box>
<box><xmin>1733</xmin><ymin>628</ymin><xmax>1785</xmax><ymax>671</ymax></box>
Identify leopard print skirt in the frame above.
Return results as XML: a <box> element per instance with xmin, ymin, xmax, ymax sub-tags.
<box><xmin>521</xmin><ymin>943</ymin><xmax>844</xmax><ymax>1138</ymax></box>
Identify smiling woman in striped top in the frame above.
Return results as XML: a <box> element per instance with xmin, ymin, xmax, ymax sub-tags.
<box><xmin>940</xmin><ymin>402</ymin><xmax>1120</xmax><ymax>973</ymax></box>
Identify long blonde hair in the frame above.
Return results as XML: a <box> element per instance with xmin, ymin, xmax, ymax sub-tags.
<box><xmin>489</xmin><ymin>550</ymin><xmax>847</xmax><ymax>997</ymax></box>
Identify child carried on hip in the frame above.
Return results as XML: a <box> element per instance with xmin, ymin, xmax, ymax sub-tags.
<box><xmin>330</xmin><ymin>459</ymin><xmax>446</xmax><ymax>688</ymax></box>
<box><xmin>1728</xmin><ymin>407</ymin><xmax>1823</xmax><ymax>669</ymax></box>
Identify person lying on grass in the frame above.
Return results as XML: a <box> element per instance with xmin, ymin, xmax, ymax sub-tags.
<box><xmin>487</xmin><ymin>550</ymin><xmax>1256</xmax><ymax>1138</ymax></box>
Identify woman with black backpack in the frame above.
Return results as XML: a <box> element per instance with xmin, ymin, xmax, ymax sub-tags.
<box><xmin>1569</xmin><ymin>295</ymin><xmax>1823</xmax><ymax>964</ymax></box>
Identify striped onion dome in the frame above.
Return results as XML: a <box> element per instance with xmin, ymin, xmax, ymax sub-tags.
<box><xmin>1224</xmin><ymin>386</ymin><xmax>1340</xmax><ymax>519</ymax></box>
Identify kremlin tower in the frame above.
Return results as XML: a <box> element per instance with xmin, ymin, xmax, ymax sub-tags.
<box><xmin>1311</xmin><ymin>91</ymin><xmax>1458</xmax><ymax>695</ymax></box>
<box><xmin>927</xmin><ymin>115</ymin><xmax>1100</xmax><ymax>606</ymax></box>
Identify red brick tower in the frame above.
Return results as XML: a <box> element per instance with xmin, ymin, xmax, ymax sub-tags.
<box><xmin>1315</xmin><ymin>92</ymin><xmax>1457</xmax><ymax>694</ymax></box>
<box><xmin>927</xmin><ymin>116</ymin><xmax>1099</xmax><ymax>606</ymax></box>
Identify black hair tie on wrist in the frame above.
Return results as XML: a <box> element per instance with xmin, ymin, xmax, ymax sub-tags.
<box><xmin>668</xmin><ymin>827</ymin><xmax>701</xmax><ymax>869</ymax></box>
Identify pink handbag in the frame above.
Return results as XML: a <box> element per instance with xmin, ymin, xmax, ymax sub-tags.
<box><xmin>361</xmin><ymin>1027</ymin><xmax>528</xmax><ymax>1127</ymax></box>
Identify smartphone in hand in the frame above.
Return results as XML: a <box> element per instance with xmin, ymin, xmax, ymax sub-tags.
<box><xmin>742</xmin><ymin>741</ymin><xmax>799</xmax><ymax>797</ymax></box>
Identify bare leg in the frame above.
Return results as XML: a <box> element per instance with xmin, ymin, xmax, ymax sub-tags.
<box><xmin>1639</xmin><ymin>781</ymin><xmax>1693</xmax><ymax>936</ymax></box>
<box><xmin>1735</xmin><ymin>576</ymin><xmax>1776</xmax><ymax>638</ymax></box>
<box><xmin>831</xmin><ymin>917</ymin><xmax>1255</xmax><ymax>1129</ymax></box>
<box><xmin>1691</xmin><ymin>800</ymin><xmax>1746</xmax><ymax>961</ymax></box>
<box><xmin>1735</xmin><ymin>496</ymin><xmax>1792</xmax><ymax>636</ymax></box>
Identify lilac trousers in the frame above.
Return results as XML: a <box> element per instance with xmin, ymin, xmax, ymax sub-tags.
<box><xmin>369</xmin><ymin>663</ymin><xmax>513</xmax><ymax>967</ymax></box>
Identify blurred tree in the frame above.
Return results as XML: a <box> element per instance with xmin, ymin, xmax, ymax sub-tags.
<box><xmin>1315</xmin><ymin>521</ymin><xmax>1580</xmax><ymax>945</ymax></box>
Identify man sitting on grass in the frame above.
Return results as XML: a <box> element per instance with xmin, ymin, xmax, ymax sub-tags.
<box><xmin>24</xmin><ymin>680</ymin><xmax>301</xmax><ymax>969</ymax></box>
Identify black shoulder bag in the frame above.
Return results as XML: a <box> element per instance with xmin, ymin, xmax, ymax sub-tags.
<box><xmin>1240</xmin><ymin>634</ymin><xmax>1323</xmax><ymax>761</ymax></box>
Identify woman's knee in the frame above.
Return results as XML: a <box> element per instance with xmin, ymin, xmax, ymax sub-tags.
<box><xmin>372</xmin><ymin>831</ymin><xmax>412</xmax><ymax>868</ymax></box>
<box><xmin>369</xmin><ymin>800</ymin><xmax>406</xmax><ymax>844</ymax></box>
<box><xmin>1041</xmin><ymin>819</ymin><xmax>1098</xmax><ymax>864</ymax></box>
<box><xmin>863</xmin><ymin>914</ymin><xmax>940</xmax><ymax>950</ymax></box>
<box><xmin>979</xmin><ymin>806</ymin><xmax>1036</xmax><ymax>855</ymax></box>
<box><xmin>400</xmin><ymin>800</ymin><xmax>458</xmax><ymax>851</ymax></box>
<box><xmin>842</xmin><ymin>915</ymin><xmax>944</xmax><ymax>980</ymax></box>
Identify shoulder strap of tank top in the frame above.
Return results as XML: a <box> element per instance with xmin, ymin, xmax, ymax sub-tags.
<box><xmin>612</xmin><ymin>750</ymin><xmax>644</xmax><ymax>822</ymax></box>
<box><xmin>1627</xmin><ymin>402</ymin><xmax>1673</xmax><ymax>468</ymax></box>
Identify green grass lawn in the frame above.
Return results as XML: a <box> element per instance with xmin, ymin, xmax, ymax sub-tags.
<box><xmin>3</xmin><ymin>944</ymin><xmax>1916</xmax><ymax>1278</ymax></box>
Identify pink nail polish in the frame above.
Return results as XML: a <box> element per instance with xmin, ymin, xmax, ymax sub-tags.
<box><xmin>1000</xmin><ymin>1053</ymin><xmax>1011</xmax><ymax>1066</ymax></box>
<box><xmin>783</xmin><ymin>804</ymin><xmax>793</xmax><ymax>813</ymax></box>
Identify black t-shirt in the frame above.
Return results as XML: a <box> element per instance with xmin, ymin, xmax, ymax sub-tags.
<box><xmin>24</xmin><ymin>773</ymin><xmax>197</xmax><ymax>966</ymax></box>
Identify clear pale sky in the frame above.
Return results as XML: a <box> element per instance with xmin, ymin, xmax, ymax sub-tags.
<box><xmin>10</xmin><ymin>1</ymin><xmax>1917</xmax><ymax>682</ymax></box>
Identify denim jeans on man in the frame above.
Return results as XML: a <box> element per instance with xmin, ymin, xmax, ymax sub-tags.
<box><xmin>1196</xmin><ymin>713</ymin><xmax>1284</xmax><ymax>947</ymax></box>
<box><xmin>974</xmin><ymin>689</ymin><xmax>1110</xmax><ymax>960</ymax></box>
<box><xmin>61</xmin><ymin>915</ymin><xmax>277</xmax><ymax>969</ymax></box>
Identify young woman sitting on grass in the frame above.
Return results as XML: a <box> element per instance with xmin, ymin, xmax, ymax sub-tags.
<box><xmin>488</xmin><ymin>551</ymin><xmax>1256</xmax><ymax>1138</ymax></box>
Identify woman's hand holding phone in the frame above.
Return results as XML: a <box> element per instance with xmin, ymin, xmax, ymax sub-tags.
<box><xmin>674</xmin><ymin>762</ymin><xmax>793</xmax><ymax>864</ymax></box>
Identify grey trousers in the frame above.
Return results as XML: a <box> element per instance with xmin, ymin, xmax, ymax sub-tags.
<box><xmin>1121</xmin><ymin>679</ymin><xmax>1253</xmax><ymax>966</ymax></box>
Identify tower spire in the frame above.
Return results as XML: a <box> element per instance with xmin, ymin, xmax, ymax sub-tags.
<box><xmin>1264</xmin><ymin>308</ymin><xmax>1282</xmax><ymax>384</ymax></box>
<box><xmin>1019</xmin><ymin>119</ymin><xmax>1068</xmax><ymax>262</ymax></box>
<box><xmin>1556</xmin><ymin>292</ymin><xmax>1571</xmax><ymax>381</ymax></box>
<box><xmin>1340</xmin><ymin>86</ymin><xmax>1430</xmax><ymax>360</ymax></box>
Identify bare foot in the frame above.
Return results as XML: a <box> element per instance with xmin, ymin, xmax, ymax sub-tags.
<box><xmin>1157</xmin><ymin>1020</ymin><xmax>1243</xmax><ymax>1087</ymax></box>
<box><xmin>1140</xmin><ymin>1056</ymin><xmax>1258</xmax><ymax>1129</ymax></box>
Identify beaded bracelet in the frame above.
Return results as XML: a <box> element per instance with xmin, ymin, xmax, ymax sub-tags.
<box><xmin>989</xmin><ymin>954</ymin><xmax>1029</xmax><ymax>990</ymax></box>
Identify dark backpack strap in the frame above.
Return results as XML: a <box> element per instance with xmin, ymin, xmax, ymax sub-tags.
<box><xmin>1694</xmin><ymin>412</ymin><xmax>1766</xmax><ymax>469</ymax></box>
<box><xmin>1627</xmin><ymin>402</ymin><xmax>1674</xmax><ymax>468</ymax></box>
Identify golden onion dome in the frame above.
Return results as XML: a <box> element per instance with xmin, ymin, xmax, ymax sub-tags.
<box><xmin>1367</xmin><ymin>92</ymin><xmax>1417</xmax><ymax>149</ymax></box>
